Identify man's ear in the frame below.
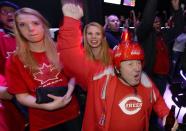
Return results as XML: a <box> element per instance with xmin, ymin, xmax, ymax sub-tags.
<box><xmin>114</xmin><ymin>67</ymin><xmax>121</xmax><ymax>77</ymax></box>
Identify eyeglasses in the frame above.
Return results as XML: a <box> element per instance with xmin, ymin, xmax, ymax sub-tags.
<box><xmin>0</xmin><ymin>10</ymin><xmax>15</xmax><ymax>15</ymax></box>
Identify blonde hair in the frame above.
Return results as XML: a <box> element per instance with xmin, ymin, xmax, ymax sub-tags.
<box><xmin>14</xmin><ymin>8</ymin><xmax>60</xmax><ymax>72</ymax></box>
<box><xmin>83</xmin><ymin>22</ymin><xmax>112</xmax><ymax>66</ymax></box>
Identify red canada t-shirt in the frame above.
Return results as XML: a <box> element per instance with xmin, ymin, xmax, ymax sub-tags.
<box><xmin>6</xmin><ymin>52</ymin><xmax>80</xmax><ymax>131</ymax></box>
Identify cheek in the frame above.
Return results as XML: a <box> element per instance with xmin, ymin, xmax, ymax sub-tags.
<box><xmin>0</xmin><ymin>16</ymin><xmax>5</xmax><ymax>21</ymax></box>
<box><xmin>98</xmin><ymin>36</ymin><xmax>103</xmax><ymax>41</ymax></box>
<box><xmin>110</xmin><ymin>24</ymin><xmax>115</xmax><ymax>27</ymax></box>
<box><xmin>19</xmin><ymin>29</ymin><xmax>28</xmax><ymax>39</ymax></box>
<box><xmin>38</xmin><ymin>28</ymin><xmax>45</xmax><ymax>38</ymax></box>
<box><xmin>120</xmin><ymin>68</ymin><xmax>128</xmax><ymax>76</ymax></box>
<box><xmin>86</xmin><ymin>36</ymin><xmax>91</xmax><ymax>43</ymax></box>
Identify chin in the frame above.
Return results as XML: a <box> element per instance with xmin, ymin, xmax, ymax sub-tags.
<box><xmin>131</xmin><ymin>81</ymin><xmax>140</xmax><ymax>87</ymax></box>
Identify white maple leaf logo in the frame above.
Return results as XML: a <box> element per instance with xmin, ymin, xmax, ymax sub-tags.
<box><xmin>33</xmin><ymin>63</ymin><xmax>60</xmax><ymax>85</ymax></box>
<box><xmin>6</xmin><ymin>51</ymin><xmax>15</xmax><ymax>59</ymax></box>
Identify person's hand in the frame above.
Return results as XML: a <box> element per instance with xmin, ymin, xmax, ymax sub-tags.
<box><xmin>45</xmin><ymin>94</ymin><xmax>72</xmax><ymax>110</ymax></box>
<box><xmin>171</xmin><ymin>120</ymin><xmax>179</xmax><ymax>131</ymax></box>
<box><xmin>43</xmin><ymin>77</ymin><xmax>76</xmax><ymax>111</ymax></box>
<box><xmin>65</xmin><ymin>77</ymin><xmax>75</xmax><ymax>98</ymax></box>
<box><xmin>163</xmin><ymin>115</ymin><xmax>179</xmax><ymax>131</ymax></box>
<box><xmin>171</xmin><ymin>0</ymin><xmax>179</xmax><ymax>11</ymax></box>
<box><xmin>61</xmin><ymin>0</ymin><xmax>83</xmax><ymax>20</ymax></box>
<box><xmin>0</xmin><ymin>86</ymin><xmax>13</xmax><ymax>100</ymax></box>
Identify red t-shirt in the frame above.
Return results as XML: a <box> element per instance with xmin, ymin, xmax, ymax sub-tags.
<box><xmin>6</xmin><ymin>52</ymin><xmax>80</xmax><ymax>131</ymax></box>
<box><xmin>0</xmin><ymin>32</ymin><xmax>16</xmax><ymax>75</ymax></box>
<box><xmin>153</xmin><ymin>35</ymin><xmax>170</xmax><ymax>75</ymax></box>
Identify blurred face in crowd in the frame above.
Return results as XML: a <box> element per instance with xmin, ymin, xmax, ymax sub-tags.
<box><xmin>153</xmin><ymin>16</ymin><xmax>161</xmax><ymax>32</ymax></box>
<box><xmin>86</xmin><ymin>25</ymin><xmax>103</xmax><ymax>48</ymax></box>
<box><xmin>107</xmin><ymin>15</ymin><xmax>120</xmax><ymax>32</ymax></box>
<box><xmin>16</xmin><ymin>14</ymin><xmax>45</xmax><ymax>45</ymax></box>
<box><xmin>120</xmin><ymin>60</ymin><xmax>142</xmax><ymax>86</ymax></box>
<box><xmin>0</xmin><ymin>6</ymin><xmax>16</xmax><ymax>29</ymax></box>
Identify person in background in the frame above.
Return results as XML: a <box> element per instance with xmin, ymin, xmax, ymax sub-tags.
<box><xmin>0</xmin><ymin>1</ymin><xmax>27</xmax><ymax>130</ymax></box>
<box><xmin>119</xmin><ymin>15</ymin><xmax>125</xmax><ymax>28</ymax></box>
<box><xmin>104</xmin><ymin>14</ymin><xmax>122</xmax><ymax>49</ymax></box>
<box><xmin>83</xmin><ymin>22</ymin><xmax>112</xmax><ymax>65</ymax></box>
<box><xmin>57</xmin><ymin>1</ymin><xmax>178</xmax><ymax>130</ymax></box>
<box><xmin>136</xmin><ymin>0</ymin><xmax>184</xmax><ymax>130</ymax></box>
<box><xmin>0</xmin><ymin>0</ymin><xmax>19</xmax><ymax>75</ymax></box>
<box><xmin>170</xmin><ymin>24</ymin><xmax>186</xmax><ymax>79</ymax></box>
<box><xmin>6</xmin><ymin>7</ymin><xmax>81</xmax><ymax>131</ymax></box>
<box><xmin>136</xmin><ymin>0</ymin><xmax>184</xmax><ymax>96</ymax></box>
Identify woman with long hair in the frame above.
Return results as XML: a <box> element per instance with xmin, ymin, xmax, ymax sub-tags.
<box><xmin>83</xmin><ymin>22</ymin><xmax>112</xmax><ymax>66</ymax></box>
<box><xmin>6</xmin><ymin>8</ymin><xmax>81</xmax><ymax>131</ymax></box>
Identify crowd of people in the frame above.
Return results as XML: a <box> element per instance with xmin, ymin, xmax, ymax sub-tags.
<box><xmin>0</xmin><ymin>0</ymin><xmax>186</xmax><ymax>130</ymax></box>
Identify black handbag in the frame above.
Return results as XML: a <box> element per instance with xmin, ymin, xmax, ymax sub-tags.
<box><xmin>35</xmin><ymin>86</ymin><xmax>68</xmax><ymax>104</ymax></box>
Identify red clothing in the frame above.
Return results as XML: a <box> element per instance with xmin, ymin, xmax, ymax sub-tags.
<box><xmin>0</xmin><ymin>30</ymin><xmax>26</xmax><ymax>131</ymax></box>
<box><xmin>0</xmin><ymin>75</ymin><xmax>9</xmax><ymax>131</ymax></box>
<box><xmin>0</xmin><ymin>75</ymin><xmax>25</xmax><ymax>131</ymax></box>
<box><xmin>153</xmin><ymin>35</ymin><xmax>170</xmax><ymax>75</ymax></box>
<box><xmin>6</xmin><ymin>52</ymin><xmax>80</xmax><ymax>131</ymax></box>
<box><xmin>0</xmin><ymin>31</ymin><xmax>16</xmax><ymax>75</ymax></box>
<box><xmin>109</xmin><ymin>80</ymin><xmax>168</xmax><ymax>131</ymax></box>
<box><xmin>57</xmin><ymin>16</ymin><xmax>169</xmax><ymax>131</ymax></box>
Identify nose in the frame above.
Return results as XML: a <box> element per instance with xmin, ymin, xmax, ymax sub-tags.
<box><xmin>114</xmin><ymin>20</ymin><xmax>119</xmax><ymax>24</ymax></box>
<box><xmin>91</xmin><ymin>33</ymin><xmax>97</xmax><ymax>39</ymax></box>
<box><xmin>28</xmin><ymin>24</ymin><xmax>34</xmax><ymax>31</ymax></box>
<box><xmin>134</xmin><ymin>62</ymin><xmax>142</xmax><ymax>72</ymax></box>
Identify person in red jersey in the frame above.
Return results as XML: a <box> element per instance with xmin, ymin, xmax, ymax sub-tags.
<box><xmin>0</xmin><ymin>1</ymin><xmax>26</xmax><ymax>130</ymax></box>
<box><xmin>0</xmin><ymin>1</ymin><xmax>19</xmax><ymax>75</ymax></box>
<box><xmin>57</xmin><ymin>1</ymin><xmax>178</xmax><ymax>131</ymax></box>
<box><xmin>6</xmin><ymin>7</ymin><xmax>81</xmax><ymax>131</ymax></box>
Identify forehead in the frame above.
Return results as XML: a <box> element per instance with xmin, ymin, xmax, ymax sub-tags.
<box><xmin>0</xmin><ymin>6</ymin><xmax>15</xmax><ymax>11</ymax></box>
<box><xmin>108</xmin><ymin>15</ymin><xmax>119</xmax><ymax>21</ymax></box>
<box><xmin>120</xmin><ymin>60</ymin><xmax>141</xmax><ymax>65</ymax></box>
<box><xmin>86</xmin><ymin>25</ymin><xmax>101</xmax><ymax>32</ymax></box>
<box><xmin>16</xmin><ymin>14</ymin><xmax>41</xmax><ymax>22</ymax></box>
<box><xmin>154</xmin><ymin>17</ymin><xmax>160</xmax><ymax>22</ymax></box>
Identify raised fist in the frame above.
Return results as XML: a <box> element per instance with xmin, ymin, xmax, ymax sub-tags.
<box><xmin>61</xmin><ymin>0</ymin><xmax>83</xmax><ymax>20</ymax></box>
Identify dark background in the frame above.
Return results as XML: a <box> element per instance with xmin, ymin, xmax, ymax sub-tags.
<box><xmin>3</xmin><ymin>0</ymin><xmax>186</xmax><ymax>27</ymax></box>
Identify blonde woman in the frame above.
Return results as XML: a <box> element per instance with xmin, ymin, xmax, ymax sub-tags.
<box><xmin>83</xmin><ymin>22</ymin><xmax>112</xmax><ymax>66</ymax></box>
<box><xmin>6</xmin><ymin>8</ymin><xmax>81</xmax><ymax>131</ymax></box>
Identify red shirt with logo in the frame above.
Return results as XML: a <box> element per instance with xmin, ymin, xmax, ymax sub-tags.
<box><xmin>0</xmin><ymin>30</ymin><xmax>26</xmax><ymax>131</ymax></box>
<box><xmin>0</xmin><ymin>31</ymin><xmax>16</xmax><ymax>75</ymax></box>
<box><xmin>6</xmin><ymin>52</ymin><xmax>80</xmax><ymax>131</ymax></box>
<box><xmin>109</xmin><ymin>80</ymin><xmax>169</xmax><ymax>131</ymax></box>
